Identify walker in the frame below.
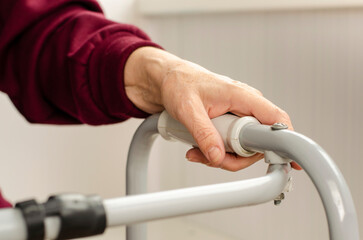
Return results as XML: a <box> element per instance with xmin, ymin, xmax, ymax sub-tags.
<box><xmin>0</xmin><ymin>111</ymin><xmax>359</xmax><ymax>240</ymax></box>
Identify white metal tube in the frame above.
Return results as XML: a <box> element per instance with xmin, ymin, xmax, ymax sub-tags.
<box><xmin>0</xmin><ymin>164</ymin><xmax>288</xmax><ymax>240</ymax></box>
<box><xmin>107</xmin><ymin>164</ymin><xmax>289</xmax><ymax>226</ymax></box>
<box><xmin>0</xmin><ymin>209</ymin><xmax>26</xmax><ymax>240</ymax></box>
<box><xmin>0</xmin><ymin>209</ymin><xmax>61</xmax><ymax>240</ymax></box>
<box><xmin>126</xmin><ymin>114</ymin><xmax>160</xmax><ymax>240</ymax></box>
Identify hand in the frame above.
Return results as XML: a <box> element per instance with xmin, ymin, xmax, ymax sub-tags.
<box><xmin>124</xmin><ymin>47</ymin><xmax>302</xmax><ymax>171</ymax></box>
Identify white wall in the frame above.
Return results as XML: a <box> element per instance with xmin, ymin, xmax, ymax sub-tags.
<box><xmin>138</xmin><ymin>0</ymin><xmax>363</xmax><ymax>15</ymax></box>
<box><xmin>1</xmin><ymin>1</ymin><xmax>362</xmax><ymax>240</ymax></box>
<box><xmin>140</xmin><ymin>8</ymin><xmax>363</xmax><ymax>240</ymax></box>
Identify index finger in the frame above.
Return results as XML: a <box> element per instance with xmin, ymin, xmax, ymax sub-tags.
<box><xmin>228</xmin><ymin>88</ymin><xmax>293</xmax><ymax>130</ymax></box>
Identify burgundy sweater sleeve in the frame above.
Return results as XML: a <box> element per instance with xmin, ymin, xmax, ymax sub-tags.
<box><xmin>0</xmin><ymin>191</ymin><xmax>11</xmax><ymax>208</ymax></box>
<box><xmin>0</xmin><ymin>0</ymin><xmax>162</xmax><ymax>125</ymax></box>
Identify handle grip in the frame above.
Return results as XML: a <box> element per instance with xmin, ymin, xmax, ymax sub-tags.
<box><xmin>157</xmin><ymin>111</ymin><xmax>260</xmax><ymax>157</ymax></box>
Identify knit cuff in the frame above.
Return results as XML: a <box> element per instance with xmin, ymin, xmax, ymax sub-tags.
<box><xmin>89</xmin><ymin>31</ymin><xmax>162</xmax><ymax>120</ymax></box>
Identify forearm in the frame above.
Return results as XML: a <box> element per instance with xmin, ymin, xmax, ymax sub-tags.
<box><xmin>124</xmin><ymin>47</ymin><xmax>181</xmax><ymax>114</ymax></box>
<box><xmin>0</xmin><ymin>0</ymin><xmax>161</xmax><ymax>125</ymax></box>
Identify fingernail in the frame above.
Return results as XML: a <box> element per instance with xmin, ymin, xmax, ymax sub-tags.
<box><xmin>186</xmin><ymin>157</ymin><xmax>196</xmax><ymax>162</ymax></box>
<box><xmin>208</xmin><ymin>146</ymin><xmax>221</xmax><ymax>164</ymax></box>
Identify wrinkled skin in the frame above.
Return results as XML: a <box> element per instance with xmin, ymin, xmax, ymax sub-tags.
<box><xmin>125</xmin><ymin>47</ymin><xmax>301</xmax><ymax>171</ymax></box>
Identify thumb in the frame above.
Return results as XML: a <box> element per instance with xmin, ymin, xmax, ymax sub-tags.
<box><xmin>175</xmin><ymin>101</ymin><xmax>225</xmax><ymax>166</ymax></box>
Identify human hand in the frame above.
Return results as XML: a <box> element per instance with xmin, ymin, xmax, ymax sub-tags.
<box><xmin>124</xmin><ymin>47</ymin><xmax>301</xmax><ymax>171</ymax></box>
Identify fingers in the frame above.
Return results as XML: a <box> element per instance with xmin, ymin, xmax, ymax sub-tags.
<box><xmin>187</xmin><ymin>148</ymin><xmax>303</xmax><ymax>171</ymax></box>
<box><xmin>176</xmin><ymin>98</ymin><xmax>225</xmax><ymax>166</ymax></box>
<box><xmin>220</xmin><ymin>153</ymin><xmax>264</xmax><ymax>171</ymax></box>
<box><xmin>186</xmin><ymin>148</ymin><xmax>210</xmax><ymax>165</ymax></box>
<box><xmin>186</xmin><ymin>148</ymin><xmax>264</xmax><ymax>171</ymax></box>
<box><xmin>228</xmin><ymin>86</ymin><xmax>293</xmax><ymax>130</ymax></box>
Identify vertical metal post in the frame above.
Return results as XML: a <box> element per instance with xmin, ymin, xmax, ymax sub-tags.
<box><xmin>126</xmin><ymin>114</ymin><xmax>160</xmax><ymax>240</ymax></box>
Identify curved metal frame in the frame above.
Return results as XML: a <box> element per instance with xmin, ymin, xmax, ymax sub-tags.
<box><xmin>126</xmin><ymin>114</ymin><xmax>360</xmax><ymax>240</ymax></box>
<box><xmin>126</xmin><ymin>114</ymin><xmax>160</xmax><ymax>239</ymax></box>
<box><xmin>241</xmin><ymin>125</ymin><xmax>359</xmax><ymax>240</ymax></box>
<box><xmin>0</xmin><ymin>113</ymin><xmax>359</xmax><ymax>240</ymax></box>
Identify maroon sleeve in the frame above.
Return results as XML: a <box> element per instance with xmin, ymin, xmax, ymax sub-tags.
<box><xmin>0</xmin><ymin>190</ymin><xmax>11</xmax><ymax>208</ymax></box>
<box><xmin>0</xmin><ymin>0</ymin><xmax>162</xmax><ymax>125</ymax></box>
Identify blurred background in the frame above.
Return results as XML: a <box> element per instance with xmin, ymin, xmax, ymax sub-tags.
<box><xmin>1</xmin><ymin>1</ymin><xmax>362</xmax><ymax>239</ymax></box>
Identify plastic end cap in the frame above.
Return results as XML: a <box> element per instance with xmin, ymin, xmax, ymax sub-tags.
<box><xmin>228</xmin><ymin>116</ymin><xmax>260</xmax><ymax>157</ymax></box>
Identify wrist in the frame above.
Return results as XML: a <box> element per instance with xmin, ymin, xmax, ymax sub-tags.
<box><xmin>124</xmin><ymin>46</ymin><xmax>182</xmax><ymax>114</ymax></box>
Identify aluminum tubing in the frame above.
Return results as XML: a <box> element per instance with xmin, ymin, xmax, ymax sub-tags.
<box><xmin>0</xmin><ymin>165</ymin><xmax>288</xmax><ymax>239</ymax></box>
<box><xmin>126</xmin><ymin>114</ymin><xmax>160</xmax><ymax>240</ymax></box>
<box><xmin>0</xmin><ymin>209</ymin><xmax>26</xmax><ymax>240</ymax></box>
<box><xmin>106</xmin><ymin>164</ymin><xmax>289</xmax><ymax>227</ymax></box>
<box><xmin>240</xmin><ymin>124</ymin><xmax>359</xmax><ymax>240</ymax></box>
<box><xmin>0</xmin><ymin>209</ymin><xmax>60</xmax><ymax>240</ymax></box>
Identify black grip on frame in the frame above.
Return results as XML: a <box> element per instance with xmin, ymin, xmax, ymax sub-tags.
<box><xmin>15</xmin><ymin>199</ymin><xmax>45</xmax><ymax>240</ymax></box>
<box><xmin>44</xmin><ymin>194</ymin><xmax>106</xmax><ymax>240</ymax></box>
<box><xmin>15</xmin><ymin>194</ymin><xmax>106</xmax><ymax>240</ymax></box>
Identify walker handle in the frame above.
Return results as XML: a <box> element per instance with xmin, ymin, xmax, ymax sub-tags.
<box><xmin>157</xmin><ymin>111</ymin><xmax>260</xmax><ymax>157</ymax></box>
